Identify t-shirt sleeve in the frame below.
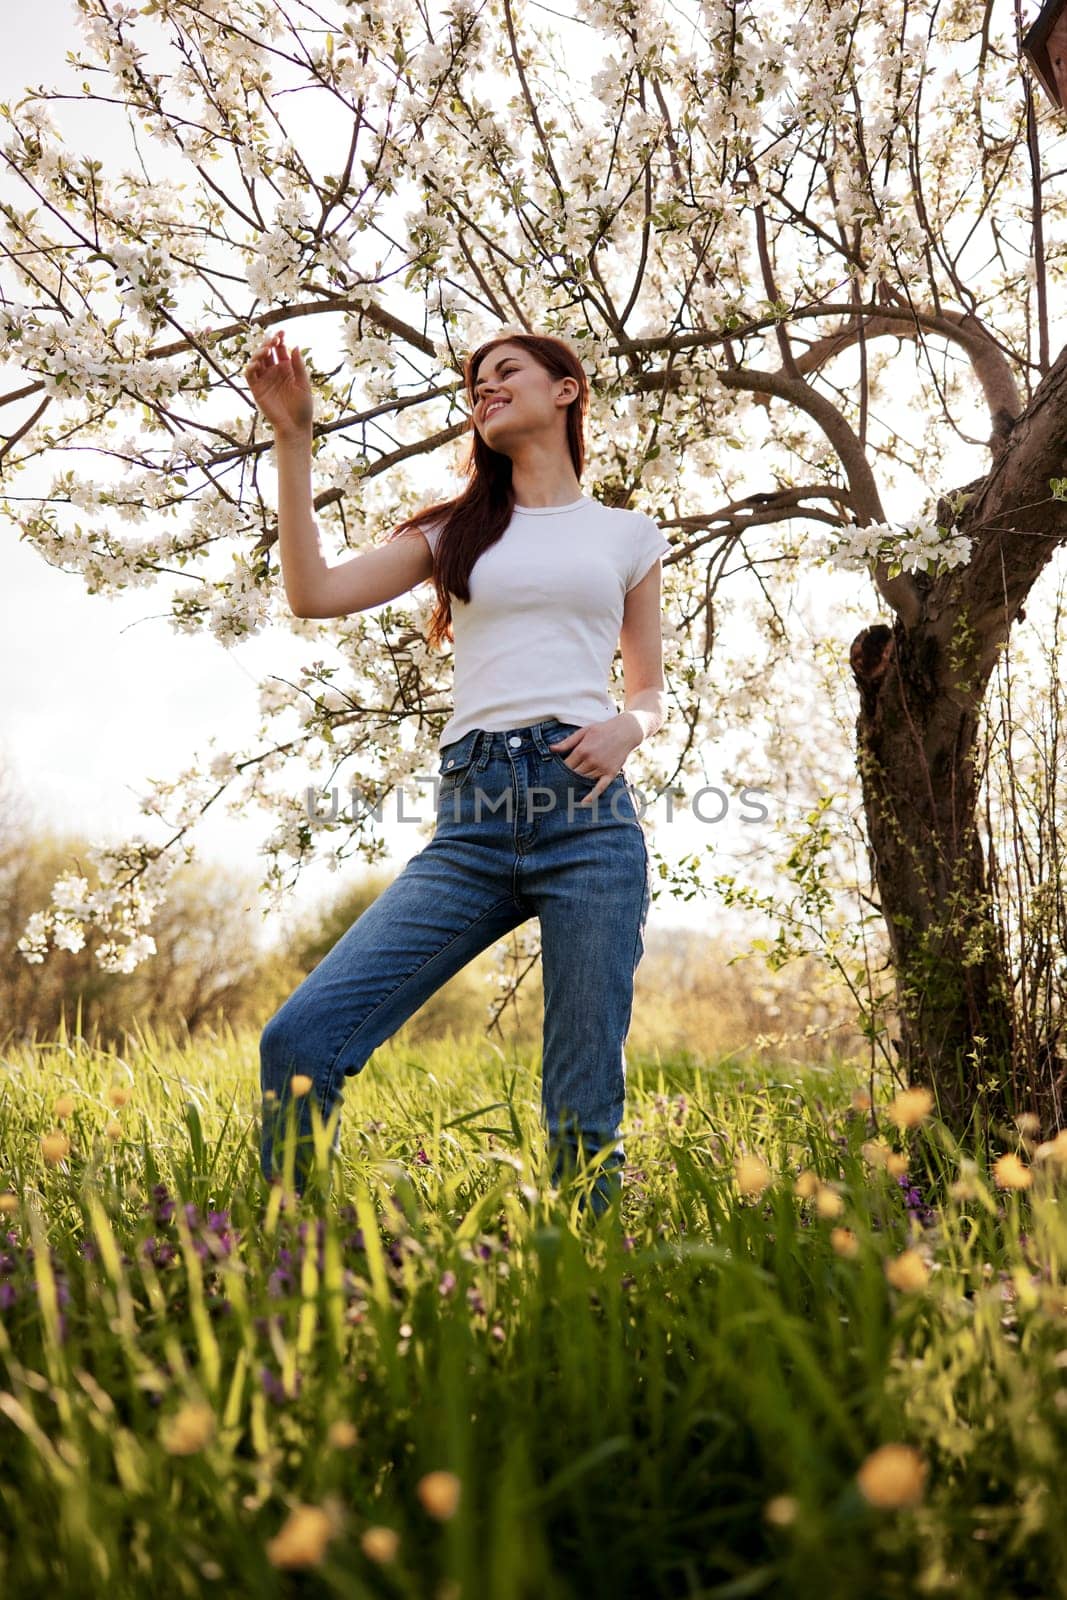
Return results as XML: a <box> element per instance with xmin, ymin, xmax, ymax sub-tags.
<box><xmin>626</xmin><ymin>513</ymin><xmax>672</xmax><ymax>592</ymax></box>
<box><xmin>420</xmin><ymin>518</ymin><xmax>445</xmax><ymax>556</ymax></box>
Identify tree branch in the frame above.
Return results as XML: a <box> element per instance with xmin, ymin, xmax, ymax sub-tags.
<box><xmin>794</xmin><ymin>302</ymin><xmax>1023</xmax><ymax>453</ymax></box>
<box><xmin>937</xmin><ymin>338</ymin><xmax>1067</xmax><ymax>674</ymax></box>
<box><xmin>712</xmin><ymin>363</ymin><xmax>922</xmax><ymax>623</ymax></box>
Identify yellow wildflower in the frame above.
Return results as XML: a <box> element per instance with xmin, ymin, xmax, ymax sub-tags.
<box><xmin>735</xmin><ymin>1153</ymin><xmax>771</xmax><ymax>1197</ymax></box>
<box><xmin>992</xmin><ymin>1152</ymin><xmax>1032</xmax><ymax>1189</ymax></box>
<box><xmin>40</xmin><ymin>1131</ymin><xmax>70</xmax><ymax>1164</ymax></box>
<box><xmin>160</xmin><ymin>1400</ymin><xmax>215</xmax><ymax>1456</ymax></box>
<box><xmin>266</xmin><ymin>1505</ymin><xmax>335</xmax><ymax>1569</ymax></box>
<box><xmin>361</xmin><ymin>1526</ymin><xmax>399</xmax><ymax>1563</ymax></box>
<box><xmin>861</xmin><ymin>1139</ymin><xmax>892</xmax><ymax>1168</ymax></box>
<box><xmin>417</xmin><ymin>1470</ymin><xmax>462</xmax><ymax>1520</ymax></box>
<box><xmin>856</xmin><ymin>1443</ymin><xmax>927</xmax><ymax>1507</ymax></box>
<box><xmin>884</xmin><ymin>1250</ymin><xmax>929</xmax><ymax>1291</ymax></box>
<box><xmin>764</xmin><ymin>1494</ymin><xmax>798</xmax><ymax>1526</ymax></box>
<box><xmin>1036</xmin><ymin>1130</ymin><xmax>1067</xmax><ymax>1166</ymax></box>
<box><xmin>884</xmin><ymin>1087</ymin><xmax>934</xmax><ymax>1130</ymax></box>
<box><xmin>815</xmin><ymin>1185</ymin><xmax>844</xmax><ymax>1218</ymax></box>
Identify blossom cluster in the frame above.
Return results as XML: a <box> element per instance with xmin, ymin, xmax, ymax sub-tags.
<box><xmin>16</xmin><ymin>837</ymin><xmax>181</xmax><ymax>973</ymax></box>
<box><xmin>818</xmin><ymin>519</ymin><xmax>974</xmax><ymax>578</ymax></box>
<box><xmin>0</xmin><ymin>0</ymin><xmax>1029</xmax><ymax>972</ymax></box>
<box><xmin>170</xmin><ymin>552</ymin><xmax>276</xmax><ymax>644</ymax></box>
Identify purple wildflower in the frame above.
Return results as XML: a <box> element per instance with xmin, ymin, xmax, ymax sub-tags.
<box><xmin>260</xmin><ymin>1365</ymin><xmax>300</xmax><ymax>1404</ymax></box>
<box><xmin>141</xmin><ymin>1237</ymin><xmax>178</xmax><ymax>1268</ymax></box>
<box><xmin>146</xmin><ymin>1184</ymin><xmax>175</xmax><ymax>1225</ymax></box>
<box><xmin>896</xmin><ymin>1171</ymin><xmax>938</xmax><ymax>1229</ymax></box>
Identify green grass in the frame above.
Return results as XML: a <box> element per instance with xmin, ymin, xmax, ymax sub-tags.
<box><xmin>1</xmin><ymin>1019</ymin><xmax>1065</xmax><ymax>1598</ymax></box>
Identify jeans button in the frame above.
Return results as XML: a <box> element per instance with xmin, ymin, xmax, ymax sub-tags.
<box><xmin>508</xmin><ymin>736</ymin><xmax>521</xmax><ymax>748</ymax></box>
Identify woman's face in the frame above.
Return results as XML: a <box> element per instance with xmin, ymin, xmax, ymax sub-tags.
<box><xmin>469</xmin><ymin>342</ymin><xmax>575</xmax><ymax>451</ymax></box>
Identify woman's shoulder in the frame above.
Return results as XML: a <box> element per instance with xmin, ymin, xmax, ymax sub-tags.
<box><xmin>586</xmin><ymin>500</ymin><xmax>666</xmax><ymax>547</ymax></box>
<box><xmin>583</xmin><ymin>496</ymin><xmax>661</xmax><ymax>530</ymax></box>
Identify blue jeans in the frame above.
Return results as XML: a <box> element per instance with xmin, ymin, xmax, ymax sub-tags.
<box><xmin>259</xmin><ymin>717</ymin><xmax>652</xmax><ymax>1217</ymax></box>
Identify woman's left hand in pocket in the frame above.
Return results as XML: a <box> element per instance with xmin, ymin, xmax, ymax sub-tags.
<box><xmin>547</xmin><ymin>714</ymin><xmax>642</xmax><ymax>806</ymax></box>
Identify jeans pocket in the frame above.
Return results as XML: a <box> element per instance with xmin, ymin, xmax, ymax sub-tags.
<box><xmin>546</xmin><ymin>751</ymin><xmax>602</xmax><ymax>787</ymax></box>
<box><xmin>541</xmin><ymin>726</ymin><xmax>597</xmax><ymax>788</ymax></box>
<box><xmin>438</xmin><ymin>745</ymin><xmax>478</xmax><ymax>797</ymax></box>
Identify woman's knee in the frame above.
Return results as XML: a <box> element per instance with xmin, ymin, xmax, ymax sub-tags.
<box><xmin>260</xmin><ymin>1003</ymin><xmax>314</xmax><ymax>1089</ymax></box>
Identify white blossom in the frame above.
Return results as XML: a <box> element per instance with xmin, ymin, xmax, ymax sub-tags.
<box><xmin>0</xmin><ymin>0</ymin><xmax>1030</xmax><ymax>973</ymax></box>
<box><xmin>821</xmin><ymin>519</ymin><xmax>973</xmax><ymax>577</ymax></box>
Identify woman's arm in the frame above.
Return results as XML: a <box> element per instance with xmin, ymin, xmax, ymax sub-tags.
<box><xmin>271</xmin><ymin>427</ymin><xmax>332</xmax><ymax>614</ymax></box>
<box><xmin>619</xmin><ymin>559</ymin><xmax>668</xmax><ymax>746</ymax></box>
<box><xmin>546</xmin><ymin>561</ymin><xmax>667</xmax><ymax>804</ymax></box>
<box><xmin>245</xmin><ymin>330</ymin><xmax>433</xmax><ymax>617</ymax></box>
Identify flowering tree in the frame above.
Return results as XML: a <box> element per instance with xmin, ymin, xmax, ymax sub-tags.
<box><xmin>3</xmin><ymin>0</ymin><xmax>1066</xmax><ymax>1129</ymax></box>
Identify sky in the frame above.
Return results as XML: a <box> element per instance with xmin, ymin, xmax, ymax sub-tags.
<box><xmin>0</xmin><ymin>0</ymin><xmax>1055</xmax><ymax>962</ymax></box>
<box><xmin>0</xmin><ymin>0</ymin><xmax>795</xmax><ymax>950</ymax></box>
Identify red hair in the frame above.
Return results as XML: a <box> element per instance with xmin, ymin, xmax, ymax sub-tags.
<box><xmin>387</xmin><ymin>331</ymin><xmax>589</xmax><ymax>650</ymax></box>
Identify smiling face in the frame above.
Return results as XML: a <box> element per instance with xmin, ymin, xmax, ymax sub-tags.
<box><xmin>469</xmin><ymin>341</ymin><xmax>578</xmax><ymax>452</ymax></box>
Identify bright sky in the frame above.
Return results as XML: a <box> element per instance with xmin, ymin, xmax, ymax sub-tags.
<box><xmin>0</xmin><ymin>0</ymin><xmax>771</xmax><ymax>946</ymax></box>
<box><xmin>0</xmin><ymin>0</ymin><xmax>1055</xmax><ymax>957</ymax></box>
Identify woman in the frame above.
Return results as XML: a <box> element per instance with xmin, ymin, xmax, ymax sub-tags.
<box><xmin>245</xmin><ymin>326</ymin><xmax>671</xmax><ymax>1218</ymax></box>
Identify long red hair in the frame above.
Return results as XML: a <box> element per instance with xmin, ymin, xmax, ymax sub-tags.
<box><xmin>388</xmin><ymin>331</ymin><xmax>589</xmax><ymax>650</ymax></box>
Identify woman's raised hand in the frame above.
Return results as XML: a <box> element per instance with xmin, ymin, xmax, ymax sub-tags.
<box><xmin>244</xmin><ymin>329</ymin><xmax>314</xmax><ymax>438</ymax></box>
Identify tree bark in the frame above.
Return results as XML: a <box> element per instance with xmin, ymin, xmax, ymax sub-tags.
<box><xmin>849</xmin><ymin>618</ymin><xmax>1018</xmax><ymax>1137</ymax></box>
<box><xmin>848</xmin><ymin>341</ymin><xmax>1067</xmax><ymax>1140</ymax></box>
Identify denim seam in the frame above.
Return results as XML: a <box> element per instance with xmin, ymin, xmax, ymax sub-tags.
<box><xmin>630</xmin><ymin>823</ymin><xmax>651</xmax><ymax>978</ymax></box>
<box><xmin>626</xmin><ymin>886</ymin><xmax>647</xmax><ymax>1003</ymax></box>
<box><xmin>324</xmin><ymin>892</ymin><xmax>526</xmax><ymax>1083</ymax></box>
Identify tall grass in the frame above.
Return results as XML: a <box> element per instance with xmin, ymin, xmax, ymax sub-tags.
<box><xmin>1</xmin><ymin>1021</ymin><xmax>1066</xmax><ymax>1598</ymax></box>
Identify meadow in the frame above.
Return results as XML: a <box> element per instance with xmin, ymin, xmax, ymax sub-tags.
<box><xmin>1</xmin><ymin>1021</ymin><xmax>1065</xmax><ymax>1600</ymax></box>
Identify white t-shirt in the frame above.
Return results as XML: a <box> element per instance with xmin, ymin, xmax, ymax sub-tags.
<box><xmin>421</xmin><ymin>493</ymin><xmax>671</xmax><ymax>750</ymax></box>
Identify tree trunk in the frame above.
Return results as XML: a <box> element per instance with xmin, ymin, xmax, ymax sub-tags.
<box><xmin>849</xmin><ymin>618</ymin><xmax>1019</xmax><ymax>1140</ymax></box>
<box><xmin>842</xmin><ymin>338</ymin><xmax>1067</xmax><ymax>1145</ymax></box>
